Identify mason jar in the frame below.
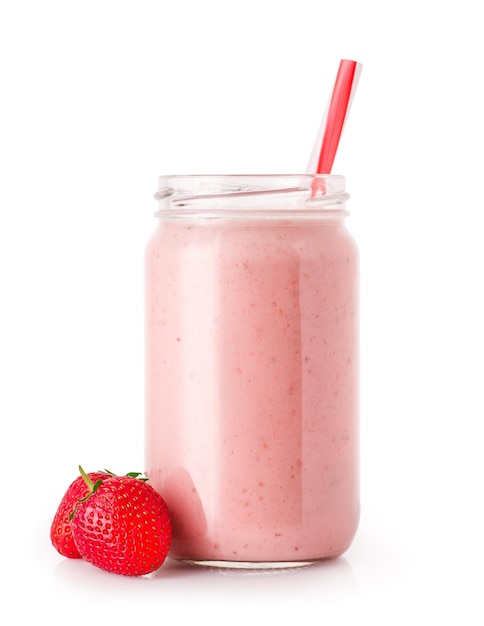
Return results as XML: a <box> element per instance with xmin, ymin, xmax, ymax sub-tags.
<box><xmin>145</xmin><ymin>175</ymin><xmax>359</xmax><ymax>568</ymax></box>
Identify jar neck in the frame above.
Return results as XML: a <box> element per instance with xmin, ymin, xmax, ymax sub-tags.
<box><xmin>154</xmin><ymin>175</ymin><xmax>349</xmax><ymax>219</ymax></box>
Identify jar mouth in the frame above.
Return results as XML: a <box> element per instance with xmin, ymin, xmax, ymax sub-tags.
<box><xmin>154</xmin><ymin>174</ymin><xmax>349</xmax><ymax>218</ymax></box>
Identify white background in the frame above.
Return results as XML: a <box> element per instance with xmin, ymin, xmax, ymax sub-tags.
<box><xmin>1</xmin><ymin>0</ymin><xmax>483</xmax><ymax>623</ymax></box>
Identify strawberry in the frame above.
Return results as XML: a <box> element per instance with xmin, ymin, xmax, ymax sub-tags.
<box><xmin>71</xmin><ymin>466</ymin><xmax>172</xmax><ymax>576</ymax></box>
<box><xmin>51</xmin><ymin>470</ymin><xmax>111</xmax><ymax>558</ymax></box>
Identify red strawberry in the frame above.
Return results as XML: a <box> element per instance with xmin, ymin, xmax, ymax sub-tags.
<box><xmin>71</xmin><ymin>466</ymin><xmax>172</xmax><ymax>576</ymax></box>
<box><xmin>51</xmin><ymin>470</ymin><xmax>111</xmax><ymax>558</ymax></box>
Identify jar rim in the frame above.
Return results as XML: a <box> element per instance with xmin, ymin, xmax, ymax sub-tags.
<box><xmin>156</xmin><ymin>173</ymin><xmax>344</xmax><ymax>186</ymax></box>
<box><xmin>157</xmin><ymin>173</ymin><xmax>344</xmax><ymax>178</ymax></box>
<box><xmin>154</xmin><ymin>174</ymin><xmax>349</xmax><ymax>217</ymax></box>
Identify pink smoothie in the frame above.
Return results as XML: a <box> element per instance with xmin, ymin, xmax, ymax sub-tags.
<box><xmin>145</xmin><ymin>211</ymin><xmax>359</xmax><ymax>564</ymax></box>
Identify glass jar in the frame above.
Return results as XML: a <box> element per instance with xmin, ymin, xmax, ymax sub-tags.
<box><xmin>145</xmin><ymin>175</ymin><xmax>359</xmax><ymax>567</ymax></box>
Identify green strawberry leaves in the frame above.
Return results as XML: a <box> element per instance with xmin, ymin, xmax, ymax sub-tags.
<box><xmin>68</xmin><ymin>466</ymin><xmax>148</xmax><ymax>520</ymax></box>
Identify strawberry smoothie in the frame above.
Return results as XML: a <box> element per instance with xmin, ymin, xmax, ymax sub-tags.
<box><xmin>145</xmin><ymin>176</ymin><xmax>359</xmax><ymax>566</ymax></box>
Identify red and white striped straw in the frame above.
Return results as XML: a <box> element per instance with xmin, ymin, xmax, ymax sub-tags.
<box><xmin>306</xmin><ymin>59</ymin><xmax>362</xmax><ymax>174</ymax></box>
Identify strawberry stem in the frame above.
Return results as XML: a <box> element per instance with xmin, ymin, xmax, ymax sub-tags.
<box><xmin>78</xmin><ymin>465</ymin><xmax>103</xmax><ymax>495</ymax></box>
<box><xmin>78</xmin><ymin>465</ymin><xmax>95</xmax><ymax>490</ymax></box>
<box><xmin>68</xmin><ymin>465</ymin><xmax>104</xmax><ymax>521</ymax></box>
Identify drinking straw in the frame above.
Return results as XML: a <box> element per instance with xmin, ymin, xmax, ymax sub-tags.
<box><xmin>306</xmin><ymin>59</ymin><xmax>362</xmax><ymax>174</ymax></box>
